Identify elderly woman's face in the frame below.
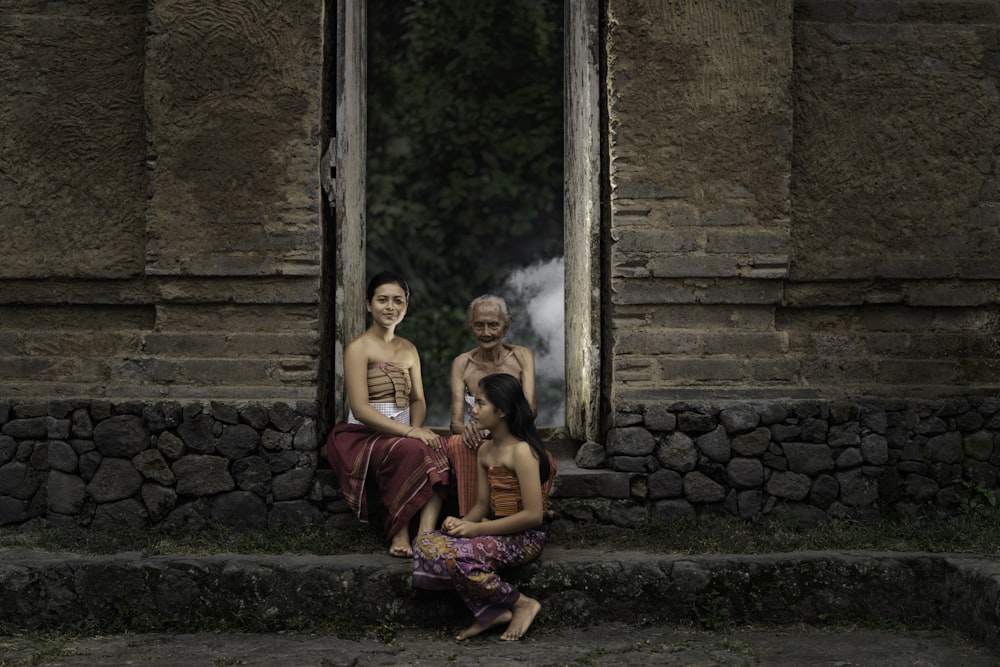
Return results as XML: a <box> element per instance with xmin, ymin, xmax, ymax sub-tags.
<box><xmin>469</xmin><ymin>302</ymin><xmax>507</xmax><ymax>350</ymax></box>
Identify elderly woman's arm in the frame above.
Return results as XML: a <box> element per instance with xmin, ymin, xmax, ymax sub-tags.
<box><xmin>514</xmin><ymin>346</ymin><xmax>537</xmax><ymax>418</ymax></box>
<box><xmin>449</xmin><ymin>354</ymin><xmax>470</xmax><ymax>435</ymax></box>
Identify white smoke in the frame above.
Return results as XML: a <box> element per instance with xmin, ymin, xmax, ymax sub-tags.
<box><xmin>501</xmin><ymin>257</ymin><xmax>565</xmax><ymax>425</ymax></box>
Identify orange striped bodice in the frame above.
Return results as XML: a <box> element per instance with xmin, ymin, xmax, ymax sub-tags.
<box><xmin>487</xmin><ymin>451</ymin><xmax>557</xmax><ymax>518</ymax></box>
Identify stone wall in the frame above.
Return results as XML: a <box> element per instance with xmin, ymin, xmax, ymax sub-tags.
<box><xmin>559</xmin><ymin>396</ymin><xmax>999</xmax><ymax>530</ymax></box>
<box><xmin>0</xmin><ymin>1</ymin><xmax>146</xmax><ymax>279</ymax></box>
<box><xmin>0</xmin><ymin>0</ymin><xmax>327</xmax><ymax>406</ymax></box>
<box><xmin>606</xmin><ymin>0</ymin><xmax>1000</xmax><ymax>408</ymax></box>
<box><xmin>1</xmin><ymin>1</ymin><xmax>998</xmax><ymax>530</ymax></box>
<box><xmin>3</xmin><ymin>395</ymin><xmax>996</xmax><ymax>530</ymax></box>
<box><xmin>0</xmin><ymin>399</ymin><xmax>340</xmax><ymax>529</ymax></box>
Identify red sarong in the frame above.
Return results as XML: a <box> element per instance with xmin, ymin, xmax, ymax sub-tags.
<box><xmin>445</xmin><ymin>434</ymin><xmax>480</xmax><ymax>516</ymax></box>
<box><xmin>327</xmin><ymin>423</ymin><xmax>450</xmax><ymax>543</ymax></box>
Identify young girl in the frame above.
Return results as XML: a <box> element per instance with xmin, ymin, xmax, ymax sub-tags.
<box><xmin>412</xmin><ymin>373</ymin><xmax>556</xmax><ymax>641</ymax></box>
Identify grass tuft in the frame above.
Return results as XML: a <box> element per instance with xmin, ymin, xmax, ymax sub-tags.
<box><xmin>0</xmin><ymin>512</ymin><xmax>997</xmax><ymax>557</ymax></box>
<box><xmin>0</xmin><ymin>521</ymin><xmax>384</xmax><ymax>557</ymax></box>
<box><xmin>552</xmin><ymin>512</ymin><xmax>1000</xmax><ymax>556</ymax></box>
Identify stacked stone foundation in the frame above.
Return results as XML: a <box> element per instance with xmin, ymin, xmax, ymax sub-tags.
<box><xmin>0</xmin><ymin>399</ymin><xmax>330</xmax><ymax>530</ymax></box>
<box><xmin>2</xmin><ymin>397</ymin><xmax>998</xmax><ymax>530</ymax></box>
<box><xmin>561</xmin><ymin>396</ymin><xmax>1000</xmax><ymax>530</ymax></box>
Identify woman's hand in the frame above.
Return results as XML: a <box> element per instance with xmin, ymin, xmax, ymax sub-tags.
<box><xmin>405</xmin><ymin>426</ymin><xmax>443</xmax><ymax>450</ymax></box>
<box><xmin>441</xmin><ymin>515</ymin><xmax>482</xmax><ymax>538</ymax></box>
<box><xmin>462</xmin><ymin>421</ymin><xmax>486</xmax><ymax>450</ymax></box>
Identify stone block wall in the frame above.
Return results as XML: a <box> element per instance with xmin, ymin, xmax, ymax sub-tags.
<box><xmin>605</xmin><ymin>0</ymin><xmax>1000</xmax><ymax>410</ymax></box>
<box><xmin>785</xmin><ymin>0</ymin><xmax>1000</xmax><ymax>394</ymax></box>
<box><xmin>0</xmin><ymin>399</ymin><xmax>345</xmax><ymax>529</ymax></box>
<box><xmin>2</xmin><ymin>395</ymin><xmax>997</xmax><ymax>531</ymax></box>
<box><xmin>555</xmin><ymin>397</ymin><xmax>1000</xmax><ymax>530</ymax></box>
<box><xmin>792</xmin><ymin>1</ymin><xmax>1000</xmax><ymax>282</ymax></box>
<box><xmin>0</xmin><ymin>1</ymin><xmax>328</xmax><ymax>406</ymax></box>
<box><xmin>0</xmin><ymin>0</ymin><xmax>147</xmax><ymax>279</ymax></box>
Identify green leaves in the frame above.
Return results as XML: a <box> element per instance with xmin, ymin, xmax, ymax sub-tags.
<box><xmin>367</xmin><ymin>0</ymin><xmax>564</xmax><ymax>423</ymax></box>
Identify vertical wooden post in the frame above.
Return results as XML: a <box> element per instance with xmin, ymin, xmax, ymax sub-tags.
<box><xmin>565</xmin><ymin>0</ymin><xmax>602</xmax><ymax>443</ymax></box>
<box><xmin>333</xmin><ymin>0</ymin><xmax>367</xmax><ymax>423</ymax></box>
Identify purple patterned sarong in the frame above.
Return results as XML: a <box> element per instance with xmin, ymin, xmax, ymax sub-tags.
<box><xmin>412</xmin><ymin>528</ymin><xmax>547</xmax><ymax>625</ymax></box>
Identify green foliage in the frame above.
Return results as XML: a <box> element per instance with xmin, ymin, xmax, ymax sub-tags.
<box><xmin>396</xmin><ymin>303</ymin><xmax>468</xmax><ymax>411</ymax></box>
<box><xmin>950</xmin><ymin>479</ymin><xmax>999</xmax><ymax>517</ymax></box>
<box><xmin>366</xmin><ymin>0</ymin><xmax>564</xmax><ymax>423</ymax></box>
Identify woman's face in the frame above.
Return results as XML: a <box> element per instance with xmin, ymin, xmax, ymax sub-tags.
<box><xmin>367</xmin><ymin>282</ymin><xmax>408</xmax><ymax>327</ymax></box>
<box><xmin>469</xmin><ymin>302</ymin><xmax>508</xmax><ymax>351</ymax></box>
<box><xmin>471</xmin><ymin>389</ymin><xmax>503</xmax><ymax>431</ymax></box>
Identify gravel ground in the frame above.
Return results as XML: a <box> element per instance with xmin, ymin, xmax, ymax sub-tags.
<box><xmin>1</xmin><ymin>621</ymin><xmax>996</xmax><ymax>667</ymax></box>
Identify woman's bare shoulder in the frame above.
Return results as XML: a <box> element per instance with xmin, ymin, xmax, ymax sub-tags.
<box><xmin>344</xmin><ymin>333</ymin><xmax>372</xmax><ymax>357</ymax></box>
<box><xmin>393</xmin><ymin>335</ymin><xmax>417</xmax><ymax>352</ymax></box>
<box><xmin>506</xmin><ymin>440</ymin><xmax>540</xmax><ymax>470</ymax></box>
<box><xmin>391</xmin><ymin>336</ymin><xmax>420</xmax><ymax>365</ymax></box>
<box><xmin>451</xmin><ymin>349</ymin><xmax>475</xmax><ymax>369</ymax></box>
<box><xmin>510</xmin><ymin>344</ymin><xmax>535</xmax><ymax>361</ymax></box>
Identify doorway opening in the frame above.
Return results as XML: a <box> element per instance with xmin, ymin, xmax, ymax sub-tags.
<box><xmin>367</xmin><ymin>0</ymin><xmax>564</xmax><ymax>427</ymax></box>
<box><xmin>325</xmin><ymin>0</ymin><xmax>601</xmax><ymax>443</ymax></box>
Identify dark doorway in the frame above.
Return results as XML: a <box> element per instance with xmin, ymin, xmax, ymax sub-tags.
<box><xmin>366</xmin><ymin>0</ymin><xmax>565</xmax><ymax>426</ymax></box>
<box><xmin>326</xmin><ymin>0</ymin><xmax>601</xmax><ymax>443</ymax></box>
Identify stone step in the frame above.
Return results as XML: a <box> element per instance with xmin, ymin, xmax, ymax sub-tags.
<box><xmin>0</xmin><ymin>548</ymin><xmax>997</xmax><ymax>655</ymax></box>
<box><xmin>549</xmin><ymin>454</ymin><xmax>631</xmax><ymax>500</ymax></box>
<box><xmin>541</xmin><ymin>429</ymin><xmax>634</xmax><ymax>500</ymax></box>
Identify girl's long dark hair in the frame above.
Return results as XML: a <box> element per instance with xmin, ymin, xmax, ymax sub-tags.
<box><xmin>478</xmin><ymin>373</ymin><xmax>551</xmax><ymax>484</ymax></box>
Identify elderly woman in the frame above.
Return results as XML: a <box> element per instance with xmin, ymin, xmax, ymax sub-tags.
<box><xmin>446</xmin><ymin>295</ymin><xmax>536</xmax><ymax>516</ymax></box>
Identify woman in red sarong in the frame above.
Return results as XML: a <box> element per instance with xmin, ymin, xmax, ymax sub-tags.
<box><xmin>326</xmin><ymin>271</ymin><xmax>450</xmax><ymax>558</ymax></box>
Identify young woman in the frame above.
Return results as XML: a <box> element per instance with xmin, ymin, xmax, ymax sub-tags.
<box><xmin>326</xmin><ymin>271</ymin><xmax>450</xmax><ymax>558</ymax></box>
<box><xmin>446</xmin><ymin>294</ymin><xmax>536</xmax><ymax>516</ymax></box>
<box><xmin>413</xmin><ymin>373</ymin><xmax>556</xmax><ymax>641</ymax></box>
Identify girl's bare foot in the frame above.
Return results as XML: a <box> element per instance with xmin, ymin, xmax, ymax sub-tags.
<box><xmin>456</xmin><ymin>610</ymin><xmax>512</xmax><ymax>641</ymax></box>
<box><xmin>500</xmin><ymin>595</ymin><xmax>541</xmax><ymax>641</ymax></box>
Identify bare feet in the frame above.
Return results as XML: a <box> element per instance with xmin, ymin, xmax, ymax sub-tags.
<box><xmin>455</xmin><ymin>610</ymin><xmax>511</xmax><ymax>641</ymax></box>
<box><xmin>388</xmin><ymin>529</ymin><xmax>412</xmax><ymax>558</ymax></box>
<box><xmin>501</xmin><ymin>594</ymin><xmax>541</xmax><ymax>641</ymax></box>
<box><xmin>388</xmin><ymin>543</ymin><xmax>412</xmax><ymax>558</ymax></box>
